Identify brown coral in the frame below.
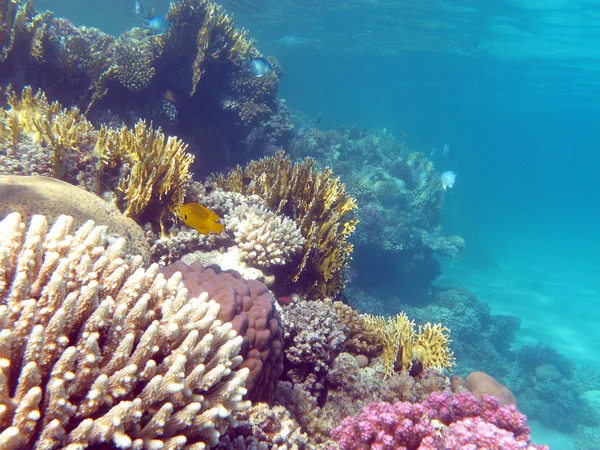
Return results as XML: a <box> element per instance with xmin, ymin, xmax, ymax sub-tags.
<box><xmin>160</xmin><ymin>261</ymin><xmax>284</xmax><ymax>402</ymax></box>
<box><xmin>213</xmin><ymin>150</ymin><xmax>358</xmax><ymax>299</ymax></box>
<box><xmin>0</xmin><ymin>212</ymin><xmax>250</xmax><ymax>448</ymax></box>
<box><xmin>465</xmin><ymin>371</ymin><xmax>517</xmax><ymax>406</ymax></box>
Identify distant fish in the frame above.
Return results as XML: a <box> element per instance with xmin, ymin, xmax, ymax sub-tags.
<box><xmin>273</xmin><ymin>34</ymin><xmax>310</xmax><ymax>46</ymax></box>
<box><xmin>143</xmin><ymin>15</ymin><xmax>171</xmax><ymax>35</ymax></box>
<box><xmin>180</xmin><ymin>202</ymin><xmax>224</xmax><ymax>235</ymax></box>
<box><xmin>315</xmin><ymin>112</ymin><xmax>322</xmax><ymax>124</ymax></box>
<box><xmin>440</xmin><ymin>171</ymin><xmax>457</xmax><ymax>191</ymax></box>
<box><xmin>135</xmin><ymin>0</ymin><xmax>143</xmax><ymax>16</ymax></box>
<box><xmin>399</xmin><ymin>131</ymin><xmax>408</xmax><ymax>138</ymax></box>
<box><xmin>443</xmin><ymin>143</ymin><xmax>452</xmax><ymax>157</ymax></box>
<box><xmin>250</xmin><ymin>57</ymin><xmax>274</xmax><ymax>77</ymax></box>
<box><xmin>430</xmin><ymin>147</ymin><xmax>437</xmax><ymax>157</ymax></box>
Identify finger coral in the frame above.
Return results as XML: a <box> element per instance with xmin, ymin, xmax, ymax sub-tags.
<box><xmin>363</xmin><ymin>312</ymin><xmax>455</xmax><ymax>378</ymax></box>
<box><xmin>160</xmin><ymin>261</ymin><xmax>284</xmax><ymax>403</ymax></box>
<box><xmin>0</xmin><ymin>212</ymin><xmax>250</xmax><ymax>449</ymax></box>
<box><xmin>213</xmin><ymin>150</ymin><xmax>358</xmax><ymax>299</ymax></box>
<box><xmin>225</xmin><ymin>204</ymin><xmax>305</xmax><ymax>268</ymax></box>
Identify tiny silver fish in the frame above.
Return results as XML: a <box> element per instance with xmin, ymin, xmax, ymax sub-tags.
<box><xmin>135</xmin><ymin>0</ymin><xmax>143</xmax><ymax>16</ymax></box>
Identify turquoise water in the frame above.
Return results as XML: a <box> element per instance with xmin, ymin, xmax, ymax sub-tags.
<box><xmin>34</xmin><ymin>1</ymin><xmax>600</xmax><ymax>448</ymax></box>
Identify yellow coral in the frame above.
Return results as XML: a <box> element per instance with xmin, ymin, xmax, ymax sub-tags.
<box><xmin>0</xmin><ymin>86</ymin><xmax>95</xmax><ymax>177</ymax></box>
<box><xmin>213</xmin><ymin>150</ymin><xmax>357</xmax><ymax>299</ymax></box>
<box><xmin>362</xmin><ymin>312</ymin><xmax>454</xmax><ymax>379</ymax></box>
<box><xmin>94</xmin><ymin>119</ymin><xmax>194</xmax><ymax>223</ymax></box>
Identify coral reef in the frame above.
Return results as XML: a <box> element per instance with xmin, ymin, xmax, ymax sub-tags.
<box><xmin>0</xmin><ymin>212</ymin><xmax>249</xmax><ymax>448</ymax></box>
<box><xmin>0</xmin><ymin>0</ymin><xmax>291</xmax><ymax>174</ymax></box>
<box><xmin>330</xmin><ymin>391</ymin><xmax>549</xmax><ymax>450</ymax></box>
<box><xmin>213</xmin><ymin>150</ymin><xmax>358</xmax><ymax>299</ymax></box>
<box><xmin>0</xmin><ymin>175</ymin><xmax>150</xmax><ymax>260</ymax></box>
<box><xmin>466</xmin><ymin>371</ymin><xmax>517</xmax><ymax>406</ymax></box>
<box><xmin>159</xmin><ymin>261</ymin><xmax>284</xmax><ymax>402</ymax></box>
<box><xmin>0</xmin><ymin>87</ymin><xmax>195</xmax><ymax>229</ymax></box>
<box><xmin>290</xmin><ymin>126</ymin><xmax>463</xmax><ymax>299</ymax></box>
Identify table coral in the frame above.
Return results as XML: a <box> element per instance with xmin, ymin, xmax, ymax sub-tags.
<box><xmin>330</xmin><ymin>391</ymin><xmax>549</xmax><ymax>450</ymax></box>
<box><xmin>0</xmin><ymin>212</ymin><xmax>250</xmax><ymax>448</ymax></box>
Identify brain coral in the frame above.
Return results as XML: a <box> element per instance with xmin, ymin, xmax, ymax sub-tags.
<box><xmin>160</xmin><ymin>261</ymin><xmax>284</xmax><ymax>402</ymax></box>
<box><xmin>466</xmin><ymin>371</ymin><xmax>517</xmax><ymax>406</ymax></box>
<box><xmin>0</xmin><ymin>175</ymin><xmax>150</xmax><ymax>260</ymax></box>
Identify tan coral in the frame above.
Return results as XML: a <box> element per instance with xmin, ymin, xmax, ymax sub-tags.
<box><xmin>0</xmin><ymin>212</ymin><xmax>250</xmax><ymax>449</ymax></box>
<box><xmin>0</xmin><ymin>86</ymin><xmax>95</xmax><ymax>178</ymax></box>
<box><xmin>362</xmin><ymin>312</ymin><xmax>454</xmax><ymax>379</ymax></box>
<box><xmin>94</xmin><ymin>119</ymin><xmax>194</xmax><ymax>223</ymax></box>
<box><xmin>213</xmin><ymin>150</ymin><xmax>358</xmax><ymax>299</ymax></box>
<box><xmin>225</xmin><ymin>204</ymin><xmax>305</xmax><ymax>268</ymax></box>
<box><xmin>0</xmin><ymin>174</ymin><xmax>150</xmax><ymax>261</ymax></box>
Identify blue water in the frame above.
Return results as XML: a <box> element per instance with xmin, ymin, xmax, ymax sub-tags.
<box><xmin>36</xmin><ymin>1</ymin><xmax>600</xmax><ymax>448</ymax></box>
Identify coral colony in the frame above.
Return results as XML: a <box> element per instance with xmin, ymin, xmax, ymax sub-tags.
<box><xmin>0</xmin><ymin>0</ymin><xmax>552</xmax><ymax>449</ymax></box>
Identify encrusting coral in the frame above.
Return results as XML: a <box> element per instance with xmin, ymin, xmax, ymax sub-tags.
<box><xmin>363</xmin><ymin>312</ymin><xmax>455</xmax><ymax>378</ymax></box>
<box><xmin>0</xmin><ymin>212</ymin><xmax>250</xmax><ymax>449</ymax></box>
<box><xmin>213</xmin><ymin>150</ymin><xmax>358</xmax><ymax>299</ymax></box>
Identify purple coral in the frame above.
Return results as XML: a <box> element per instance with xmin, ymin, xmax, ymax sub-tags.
<box><xmin>330</xmin><ymin>391</ymin><xmax>549</xmax><ymax>450</ymax></box>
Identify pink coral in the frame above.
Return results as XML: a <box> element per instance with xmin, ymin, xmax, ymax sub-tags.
<box><xmin>330</xmin><ymin>391</ymin><xmax>549</xmax><ymax>450</ymax></box>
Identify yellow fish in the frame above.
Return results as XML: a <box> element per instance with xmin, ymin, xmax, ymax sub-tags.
<box><xmin>180</xmin><ymin>202</ymin><xmax>224</xmax><ymax>235</ymax></box>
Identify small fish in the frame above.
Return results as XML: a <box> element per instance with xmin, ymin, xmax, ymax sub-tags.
<box><xmin>143</xmin><ymin>15</ymin><xmax>171</xmax><ymax>35</ymax></box>
<box><xmin>430</xmin><ymin>147</ymin><xmax>437</xmax><ymax>157</ymax></box>
<box><xmin>443</xmin><ymin>143</ymin><xmax>452</xmax><ymax>157</ymax></box>
<box><xmin>250</xmin><ymin>57</ymin><xmax>274</xmax><ymax>77</ymax></box>
<box><xmin>315</xmin><ymin>112</ymin><xmax>322</xmax><ymax>124</ymax></box>
<box><xmin>180</xmin><ymin>202</ymin><xmax>224</xmax><ymax>235</ymax></box>
<box><xmin>399</xmin><ymin>131</ymin><xmax>408</xmax><ymax>138</ymax></box>
<box><xmin>440</xmin><ymin>171</ymin><xmax>457</xmax><ymax>191</ymax></box>
<box><xmin>135</xmin><ymin>0</ymin><xmax>143</xmax><ymax>16</ymax></box>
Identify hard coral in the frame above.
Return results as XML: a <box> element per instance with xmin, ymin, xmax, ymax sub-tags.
<box><xmin>225</xmin><ymin>203</ymin><xmax>305</xmax><ymax>268</ymax></box>
<box><xmin>159</xmin><ymin>261</ymin><xmax>284</xmax><ymax>402</ymax></box>
<box><xmin>0</xmin><ymin>175</ymin><xmax>150</xmax><ymax>261</ymax></box>
<box><xmin>331</xmin><ymin>391</ymin><xmax>549</xmax><ymax>450</ymax></box>
<box><xmin>213</xmin><ymin>150</ymin><xmax>358</xmax><ymax>299</ymax></box>
<box><xmin>94</xmin><ymin>119</ymin><xmax>194</xmax><ymax>222</ymax></box>
<box><xmin>363</xmin><ymin>312</ymin><xmax>455</xmax><ymax>378</ymax></box>
<box><xmin>0</xmin><ymin>213</ymin><xmax>250</xmax><ymax>448</ymax></box>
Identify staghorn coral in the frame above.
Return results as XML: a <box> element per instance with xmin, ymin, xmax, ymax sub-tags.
<box><xmin>225</xmin><ymin>204</ymin><xmax>305</xmax><ymax>268</ymax></box>
<box><xmin>213</xmin><ymin>150</ymin><xmax>358</xmax><ymax>299</ymax></box>
<box><xmin>0</xmin><ymin>86</ymin><xmax>95</xmax><ymax>179</ymax></box>
<box><xmin>363</xmin><ymin>312</ymin><xmax>455</xmax><ymax>378</ymax></box>
<box><xmin>0</xmin><ymin>175</ymin><xmax>150</xmax><ymax>260</ymax></box>
<box><xmin>94</xmin><ymin>119</ymin><xmax>194</xmax><ymax>223</ymax></box>
<box><xmin>160</xmin><ymin>261</ymin><xmax>284</xmax><ymax>403</ymax></box>
<box><xmin>0</xmin><ymin>212</ymin><xmax>250</xmax><ymax>449</ymax></box>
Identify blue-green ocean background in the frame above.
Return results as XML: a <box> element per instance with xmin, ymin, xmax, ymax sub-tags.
<box><xmin>39</xmin><ymin>0</ymin><xmax>600</xmax><ymax>448</ymax></box>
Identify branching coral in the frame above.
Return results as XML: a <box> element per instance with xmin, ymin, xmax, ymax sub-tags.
<box><xmin>0</xmin><ymin>212</ymin><xmax>250</xmax><ymax>448</ymax></box>
<box><xmin>213</xmin><ymin>150</ymin><xmax>358</xmax><ymax>299</ymax></box>
<box><xmin>0</xmin><ymin>86</ymin><xmax>95</xmax><ymax>178</ymax></box>
<box><xmin>94</xmin><ymin>119</ymin><xmax>194</xmax><ymax>223</ymax></box>
<box><xmin>225</xmin><ymin>204</ymin><xmax>305</xmax><ymax>268</ymax></box>
<box><xmin>363</xmin><ymin>312</ymin><xmax>455</xmax><ymax>378</ymax></box>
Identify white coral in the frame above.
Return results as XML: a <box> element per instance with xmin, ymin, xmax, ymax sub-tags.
<box><xmin>225</xmin><ymin>205</ymin><xmax>305</xmax><ymax>268</ymax></box>
<box><xmin>0</xmin><ymin>213</ymin><xmax>250</xmax><ymax>449</ymax></box>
